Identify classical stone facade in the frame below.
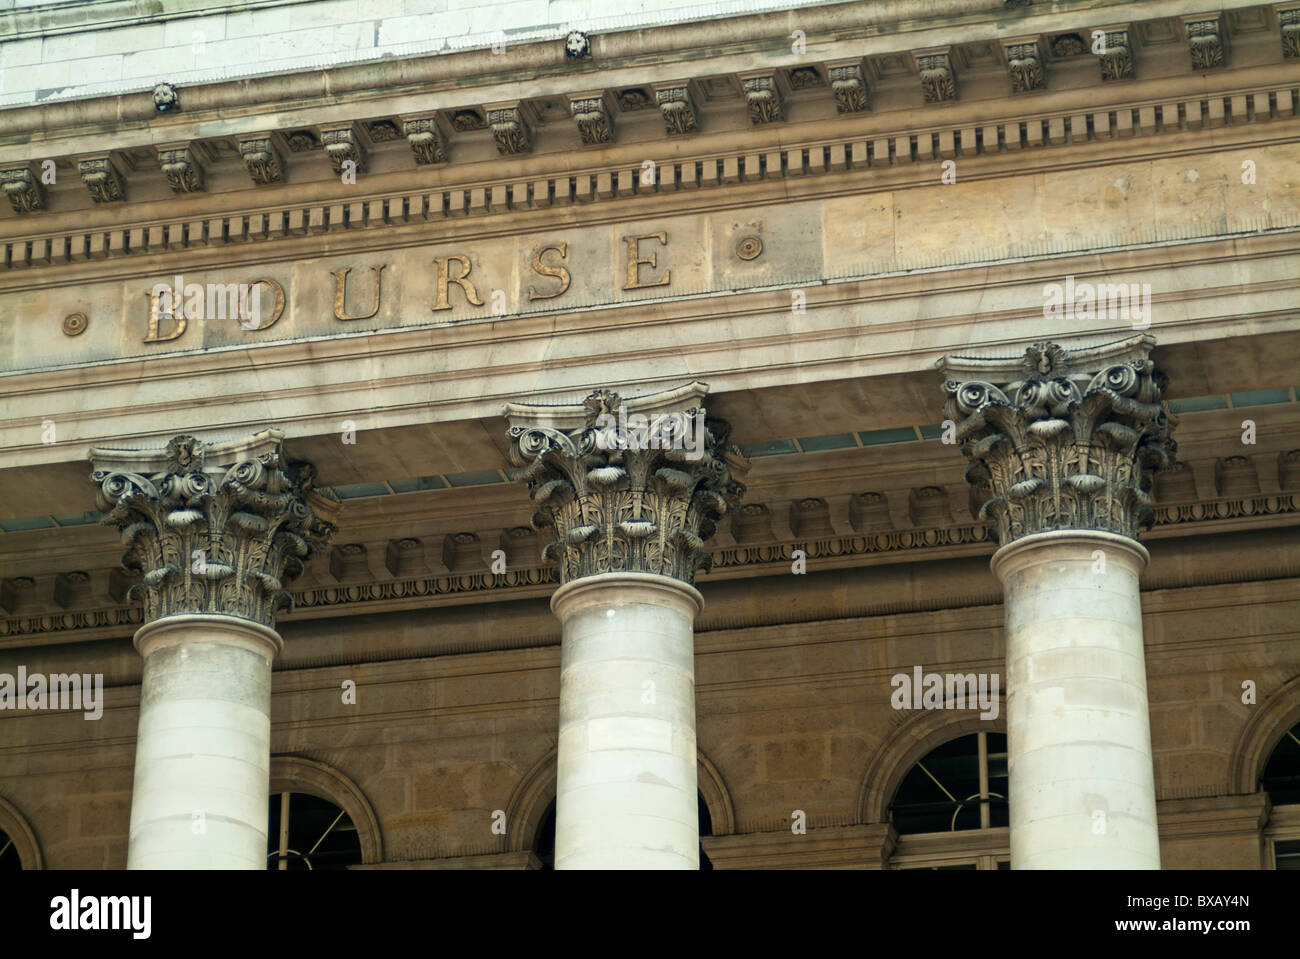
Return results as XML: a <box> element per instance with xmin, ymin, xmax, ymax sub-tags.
<box><xmin>0</xmin><ymin>0</ymin><xmax>1299</xmax><ymax>872</ymax></box>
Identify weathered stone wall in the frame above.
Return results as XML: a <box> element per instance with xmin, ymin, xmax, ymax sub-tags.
<box><xmin>2</xmin><ymin>528</ymin><xmax>1295</xmax><ymax>868</ymax></box>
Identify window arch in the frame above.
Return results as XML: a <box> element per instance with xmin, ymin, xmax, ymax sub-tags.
<box><xmin>1261</xmin><ymin>721</ymin><xmax>1300</xmax><ymax>869</ymax></box>
<box><xmin>1260</xmin><ymin>721</ymin><xmax>1300</xmax><ymax>806</ymax></box>
<box><xmin>886</xmin><ymin>732</ymin><xmax>1010</xmax><ymax>870</ymax></box>
<box><xmin>0</xmin><ymin>797</ymin><xmax>41</xmax><ymax>870</ymax></box>
<box><xmin>0</xmin><ymin>829</ymin><xmax>23</xmax><ymax>870</ymax></box>
<box><xmin>267</xmin><ymin>756</ymin><xmax>383</xmax><ymax>867</ymax></box>
<box><xmin>267</xmin><ymin>791</ymin><xmax>363</xmax><ymax>870</ymax></box>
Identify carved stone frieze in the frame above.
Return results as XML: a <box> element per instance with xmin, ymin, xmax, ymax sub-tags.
<box><xmin>827</xmin><ymin>63</ymin><xmax>869</xmax><ymax>113</ymax></box>
<box><xmin>443</xmin><ymin>532</ymin><xmax>484</xmax><ymax>572</ymax></box>
<box><xmin>909</xmin><ymin>486</ymin><xmax>952</xmax><ymax>527</ymax></box>
<box><xmin>286</xmin><ymin>130</ymin><xmax>318</xmax><ymax>152</ymax></box>
<box><xmin>505</xmin><ymin>384</ymin><xmax>746</xmax><ymax>585</ymax></box>
<box><xmin>742</xmin><ymin>75</ymin><xmax>784</xmax><ymax>124</ymax></box>
<box><xmin>321</xmin><ymin>126</ymin><xmax>368</xmax><ymax>175</ymax></box>
<box><xmin>330</xmin><ymin>542</ymin><xmax>369</xmax><ymax>581</ymax></box>
<box><xmin>656</xmin><ymin>86</ymin><xmax>699</xmax><ymax>135</ymax></box>
<box><xmin>403</xmin><ymin>118</ymin><xmax>448</xmax><ymax>165</ymax></box>
<box><xmin>1097</xmin><ymin>29</ymin><xmax>1135</xmax><ymax>81</ymax></box>
<box><xmin>618</xmin><ymin>88</ymin><xmax>652</xmax><ymax>111</ymax></box>
<box><xmin>1281</xmin><ymin>450</ymin><xmax>1300</xmax><ymax>489</ymax></box>
<box><xmin>1214</xmin><ymin>455</ymin><xmax>1260</xmax><ymax>496</ymax></box>
<box><xmin>53</xmin><ymin>571</ymin><xmax>91</xmax><ymax>609</ymax></box>
<box><xmin>450</xmin><ymin>110</ymin><xmax>485</xmax><ymax>132</ymax></box>
<box><xmin>89</xmin><ymin>430</ymin><xmax>340</xmax><ymax>629</ymax></box>
<box><xmin>1005</xmin><ymin>42</ymin><xmax>1045</xmax><ymax>93</ymax></box>
<box><xmin>937</xmin><ymin>337</ymin><xmax>1176</xmax><ymax>545</ymax></box>
<box><xmin>849</xmin><ymin>492</ymin><xmax>892</xmax><ymax>532</ymax></box>
<box><xmin>916</xmin><ymin>52</ymin><xmax>956</xmax><ymax>103</ymax></box>
<box><xmin>731</xmin><ymin>502</ymin><xmax>774</xmax><ymax>543</ymax></box>
<box><xmin>238</xmin><ymin>137</ymin><xmax>284</xmax><ymax>185</ymax></box>
<box><xmin>790</xmin><ymin>497</ymin><xmax>832</xmax><ymax>538</ymax></box>
<box><xmin>488</xmin><ymin>106</ymin><xmax>532</xmax><ymax>155</ymax></box>
<box><xmin>157</xmin><ymin>145</ymin><xmax>205</xmax><ymax>193</ymax></box>
<box><xmin>787</xmin><ymin>67</ymin><xmax>822</xmax><ymax>89</ymax></box>
<box><xmin>1155</xmin><ymin>460</ymin><xmax>1197</xmax><ymax>502</ymax></box>
<box><xmin>1</xmin><ymin>166</ymin><xmax>44</xmax><ymax>214</ymax></box>
<box><xmin>570</xmin><ymin>96</ymin><xmax>614</xmax><ymax>145</ymax></box>
<box><xmin>1185</xmin><ymin>16</ymin><xmax>1226</xmax><ymax>70</ymax></box>
<box><xmin>4</xmin><ymin>489</ymin><xmax>1297</xmax><ymax>641</ymax></box>
<box><xmin>78</xmin><ymin>157</ymin><xmax>124</xmax><ymax>203</ymax></box>
<box><xmin>1051</xmin><ymin>34</ymin><xmax>1087</xmax><ymax>57</ymax></box>
<box><xmin>385</xmin><ymin>537</ymin><xmax>425</xmax><ymax>577</ymax></box>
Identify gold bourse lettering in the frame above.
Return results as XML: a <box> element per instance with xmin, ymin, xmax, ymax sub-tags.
<box><xmin>240</xmin><ymin>278</ymin><xmax>286</xmax><ymax>330</ymax></box>
<box><xmin>142</xmin><ymin>288</ymin><xmax>186</xmax><ymax>343</ymax></box>
<box><xmin>528</xmin><ymin>243</ymin><xmax>571</xmax><ymax>302</ymax></box>
<box><xmin>331</xmin><ymin>265</ymin><xmax>386</xmax><ymax>321</ymax></box>
<box><xmin>624</xmin><ymin>232</ymin><xmax>671</xmax><ymax>290</ymax></box>
<box><xmin>433</xmin><ymin>255</ymin><xmax>485</xmax><ymax>311</ymax></box>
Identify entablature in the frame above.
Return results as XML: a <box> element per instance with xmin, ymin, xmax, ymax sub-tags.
<box><xmin>1</xmin><ymin>2</ymin><xmax>1298</xmax><ymax>225</ymax></box>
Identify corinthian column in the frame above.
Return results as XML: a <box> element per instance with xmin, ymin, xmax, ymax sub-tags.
<box><xmin>937</xmin><ymin>337</ymin><xmax>1175</xmax><ymax>869</ymax></box>
<box><xmin>506</xmin><ymin>383</ymin><xmax>745</xmax><ymax>869</ymax></box>
<box><xmin>90</xmin><ymin>431</ymin><xmax>339</xmax><ymax>869</ymax></box>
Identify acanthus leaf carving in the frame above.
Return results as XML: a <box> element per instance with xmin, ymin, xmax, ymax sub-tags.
<box><xmin>571</xmin><ymin>96</ymin><xmax>614</xmax><ymax>145</ymax></box>
<box><xmin>403</xmin><ymin>118</ymin><xmax>448</xmax><ymax>165</ymax></box>
<box><xmin>938</xmin><ymin>337</ymin><xmax>1176</xmax><ymax>545</ymax></box>
<box><xmin>90</xmin><ymin>431</ymin><xmax>340</xmax><ymax>629</ymax></box>
<box><xmin>1</xmin><ymin>166</ymin><xmax>45</xmax><ymax>214</ymax></box>
<box><xmin>656</xmin><ymin>86</ymin><xmax>699</xmax><ymax>135</ymax></box>
<box><xmin>506</xmin><ymin>390</ymin><xmax>746</xmax><ymax>585</ymax></box>
<box><xmin>157</xmin><ymin>145</ymin><xmax>205</xmax><ymax>193</ymax></box>
<box><xmin>742</xmin><ymin>75</ymin><xmax>784</xmax><ymax>124</ymax></box>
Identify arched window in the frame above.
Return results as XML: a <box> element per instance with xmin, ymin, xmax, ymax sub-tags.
<box><xmin>887</xmin><ymin>732</ymin><xmax>1010</xmax><ymax>870</ymax></box>
<box><xmin>267</xmin><ymin>792</ymin><xmax>363</xmax><ymax>870</ymax></box>
<box><xmin>0</xmin><ymin>797</ymin><xmax>41</xmax><ymax>870</ymax></box>
<box><xmin>1261</xmin><ymin>721</ymin><xmax>1300</xmax><ymax>869</ymax></box>
<box><xmin>531</xmin><ymin>793</ymin><xmax>714</xmax><ymax>869</ymax></box>
<box><xmin>0</xmin><ymin>829</ymin><xmax>23</xmax><ymax>870</ymax></box>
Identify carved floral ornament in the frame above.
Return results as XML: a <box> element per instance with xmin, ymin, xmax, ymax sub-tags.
<box><xmin>505</xmin><ymin>387</ymin><xmax>747</xmax><ymax>586</ymax></box>
<box><xmin>938</xmin><ymin>337</ymin><xmax>1176</xmax><ymax>545</ymax></box>
<box><xmin>89</xmin><ymin>431</ymin><xmax>340</xmax><ymax>629</ymax></box>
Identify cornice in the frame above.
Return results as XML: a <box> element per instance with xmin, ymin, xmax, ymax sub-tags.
<box><xmin>5</xmin><ymin>76</ymin><xmax>1299</xmax><ymax>281</ymax></box>
<box><xmin>3</xmin><ymin>1</ymin><xmax>1281</xmax><ymax>133</ymax></box>
<box><xmin>1</xmin><ymin>489</ymin><xmax>1294</xmax><ymax>646</ymax></box>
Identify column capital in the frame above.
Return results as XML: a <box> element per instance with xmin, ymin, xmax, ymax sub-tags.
<box><xmin>89</xmin><ymin>429</ymin><xmax>340</xmax><ymax>630</ymax></box>
<box><xmin>504</xmin><ymin>382</ymin><xmax>747</xmax><ymax>587</ymax></box>
<box><xmin>937</xmin><ymin>336</ymin><xmax>1175</xmax><ymax>546</ymax></box>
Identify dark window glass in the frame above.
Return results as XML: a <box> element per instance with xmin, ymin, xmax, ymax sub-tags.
<box><xmin>1261</xmin><ymin>723</ymin><xmax>1300</xmax><ymax>806</ymax></box>
<box><xmin>0</xmin><ymin>829</ymin><xmax>22</xmax><ymax>870</ymax></box>
<box><xmin>1275</xmin><ymin>840</ymin><xmax>1300</xmax><ymax>871</ymax></box>
<box><xmin>267</xmin><ymin>792</ymin><xmax>362</xmax><ymax>870</ymax></box>
<box><xmin>890</xmin><ymin>733</ymin><xmax>1009</xmax><ymax>834</ymax></box>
